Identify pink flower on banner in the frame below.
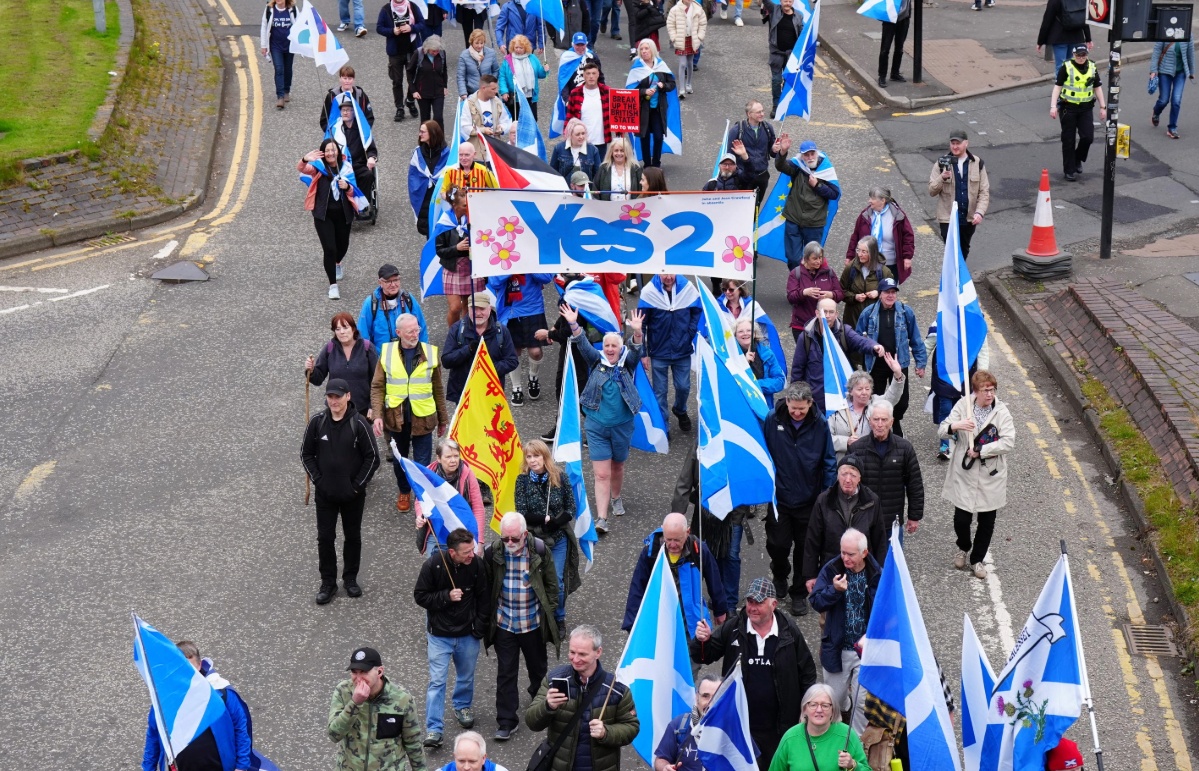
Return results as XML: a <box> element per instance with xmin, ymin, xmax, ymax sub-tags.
<box><xmin>722</xmin><ymin>236</ymin><xmax>753</xmax><ymax>271</ymax></box>
<box><xmin>620</xmin><ymin>202</ymin><xmax>650</xmax><ymax>225</ymax></box>
<box><xmin>475</xmin><ymin>229</ymin><xmax>495</xmax><ymax>246</ymax></box>
<box><xmin>490</xmin><ymin>240</ymin><xmax>520</xmax><ymax>270</ymax></box>
<box><xmin>497</xmin><ymin>216</ymin><xmax>524</xmax><ymax>238</ymax></box>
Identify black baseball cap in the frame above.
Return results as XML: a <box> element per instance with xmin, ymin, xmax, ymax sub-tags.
<box><xmin>347</xmin><ymin>646</ymin><xmax>383</xmax><ymax>671</ymax></box>
<box><xmin>878</xmin><ymin>277</ymin><xmax>899</xmax><ymax>292</ymax></box>
<box><xmin>327</xmin><ymin>378</ymin><xmax>351</xmax><ymax>396</ymax></box>
<box><xmin>378</xmin><ymin>263</ymin><xmax>400</xmax><ymax>279</ymax></box>
<box><xmin>1073</xmin><ymin>44</ymin><xmax>1089</xmax><ymax>56</ymax></box>
<box><xmin>949</xmin><ymin>128</ymin><xmax>968</xmax><ymax>141</ymax></box>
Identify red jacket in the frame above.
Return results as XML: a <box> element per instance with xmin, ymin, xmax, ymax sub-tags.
<box><xmin>566</xmin><ymin>83</ymin><xmax>612</xmax><ymax>144</ymax></box>
<box><xmin>845</xmin><ymin>202</ymin><xmax>916</xmax><ymax>284</ymax></box>
<box><xmin>786</xmin><ymin>265</ymin><xmax>844</xmax><ymax>330</ymax></box>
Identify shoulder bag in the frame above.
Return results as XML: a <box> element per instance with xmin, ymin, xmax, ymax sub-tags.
<box><xmin>803</xmin><ymin>726</ymin><xmax>822</xmax><ymax>771</ymax></box>
<box><xmin>526</xmin><ymin>677</ymin><xmax>602</xmax><ymax>771</ymax></box>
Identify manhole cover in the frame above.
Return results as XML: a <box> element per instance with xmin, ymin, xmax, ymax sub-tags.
<box><xmin>1123</xmin><ymin>624</ymin><xmax>1178</xmax><ymax>656</ymax></box>
<box><xmin>86</xmin><ymin>233</ymin><xmax>136</xmax><ymax>248</ymax></box>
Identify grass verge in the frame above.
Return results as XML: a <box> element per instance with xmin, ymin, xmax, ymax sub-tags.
<box><xmin>0</xmin><ymin>0</ymin><xmax>121</xmax><ymax>163</ymax></box>
<box><xmin>1079</xmin><ymin>374</ymin><xmax>1199</xmax><ymax>650</ymax></box>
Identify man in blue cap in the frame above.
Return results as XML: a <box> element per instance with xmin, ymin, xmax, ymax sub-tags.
<box><xmin>773</xmin><ymin>135</ymin><xmax>841</xmax><ymax>270</ymax></box>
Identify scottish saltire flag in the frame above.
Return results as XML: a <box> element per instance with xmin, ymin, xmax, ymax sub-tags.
<box><xmin>962</xmin><ymin>614</ymin><xmax>998</xmax><ymax>771</ymax></box>
<box><xmin>133</xmin><ymin>615</ymin><xmax>234</xmax><ymax>770</ymax></box>
<box><xmin>710</xmin><ymin>119</ymin><xmax>731</xmax><ymax>181</ymax></box>
<box><xmin>299</xmin><ymin>158</ymin><xmax>369</xmax><ymax>212</ymax></box>
<box><xmin>859</xmin><ymin>526</ymin><xmax>961</xmax><ymax>771</ymax></box>
<box><xmin>615</xmin><ymin>548</ymin><xmax>696</xmax><ymax>765</ymax></box>
<box><xmin>411</xmin><ymin>0</ymin><xmax>457</xmax><ymax>19</ymax></box>
<box><xmin>859</xmin><ymin>0</ymin><xmax>901</xmax><ymax>22</ymax></box>
<box><xmin>627</xmin><ymin>57</ymin><xmax>683</xmax><ymax>156</ymax></box>
<box><xmin>632</xmin><ymin>364</ymin><xmax>670</xmax><ymax>454</ymax></box>
<box><xmin>551</xmin><ymin>48</ymin><xmax>586</xmax><ymax>137</ymax></box>
<box><xmin>717</xmin><ymin>294</ymin><xmax>784</xmax><ymax>363</ymax></box>
<box><xmin>397</xmin><ymin>451</ymin><xmax>481</xmax><ymax>542</ymax></box>
<box><xmin>326</xmin><ymin>91</ymin><xmax>376</xmax><ymax>160</ymax></box>
<box><xmin>289</xmin><ymin>0</ymin><xmax>350</xmax><ymax>74</ymax></box>
<box><xmin>527</xmin><ymin>0</ymin><xmax>566</xmax><ymax>34</ymax></box>
<box><xmin>514</xmin><ymin>87</ymin><xmax>547</xmax><ymax>161</ymax></box>
<box><xmin>692</xmin><ymin>664</ymin><xmax>758</xmax><ymax>771</ymax></box>
<box><xmin>639</xmin><ymin>274</ymin><xmax>701</xmax><ymax>313</ymax></box>
<box><xmin>936</xmin><ymin>202</ymin><xmax>988</xmax><ymax>393</ymax></box>
<box><xmin>553</xmin><ymin>342</ymin><xmax>598</xmax><ymax>570</ymax></box>
<box><xmin>774</xmin><ymin>0</ymin><xmax>819</xmax><ymax>121</ymax></box>
<box><xmin>696</xmin><ymin>280</ymin><xmax>771</xmax><ymax>421</ymax></box>
<box><xmin>559</xmin><ymin>276</ymin><xmax>621</xmax><ymax>334</ymax></box>
<box><xmin>821</xmin><ymin>316</ymin><xmax>854</xmax><ymax>417</ymax></box>
<box><xmin>696</xmin><ymin>335</ymin><xmax>777</xmax><ymax>519</ymax></box>
<box><xmin>418</xmin><ymin>204</ymin><xmax>455</xmax><ymax>299</ymax></box>
<box><xmin>980</xmin><ymin>554</ymin><xmax>1087</xmax><ymax>771</ymax></box>
<box><xmin>409</xmin><ymin>144</ymin><xmax>449</xmax><ymax>224</ymax></box>
<box><xmin>756</xmin><ymin>151</ymin><xmax>840</xmax><ymax>262</ymax></box>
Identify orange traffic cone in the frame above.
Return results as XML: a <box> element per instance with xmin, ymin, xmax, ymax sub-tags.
<box><xmin>1026</xmin><ymin>169</ymin><xmax>1060</xmax><ymax>257</ymax></box>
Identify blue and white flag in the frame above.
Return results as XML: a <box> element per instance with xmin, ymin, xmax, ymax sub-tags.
<box><xmin>962</xmin><ymin>614</ymin><xmax>998</xmax><ymax>771</ymax></box>
<box><xmin>396</xmin><ymin>450</ymin><xmax>480</xmax><ymax>542</ymax></box>
<box><xmin>632</xmin><ymin>364</ymin><xmax>670</xmax><ymax>454</ymax></box>
<box><xmin>419</xmin><ymin>199</ymin><xmax>457</xmax><ymax>299</ymax></box>
<box><xmin>859</xmin><ymin>526</ymin><xmax>961</xmax><ymax>771</ymax></box>
<box><xmin>717</xmin><ymin>294</ymin><xmax>783</xmax><ymax>362</ymax></box>
<box><xmin>133</xmin><ymin>615</ymin><xmax>234</xmax><ymax>771</ymax></box>
<box><xmin>821</xmin><ymin>316</ymin><xmax>854</xmax><ymax>417</ymax></box>
<box><xmin>627</xmin><ymin>57</ymin><xmax>683</xmax><ymax>156</ymax></box>
<box><xmin>289</xmin><ymin>0</ymin><xmax>350</xmax><ymax>74</ymax></box>
<box><xmin>774</xmin><ymin>0</ymin><xmax>820</xmax><ymax>121</ymax></box>
<box><xmin>298</xmin><ymin>157</ymin><xmax>369</xmax><ymax>212</ymax></box>
<box><xmin>615</xmin><ymin>547</ymin><xmax>696</xmax><ymax>765</ymax></box>
<box><xmin>558</xmin><ymin>276</ymin><xmax>621</xmax><ymax>334</ymax></box>
<box><xmin>710</xmin><ymin>119</ymin><xmax>731</xmax><ymax>181</ymax></box>
<box><xmin>936</xmin><ymin>203</ymin><xmax>988</xmax><ymax>393</ymax></box>
<box><xmin>411</xmin><ymin>0</ymin><xmax>457</xmax><ymax>19</ymax></box>
<box><xmin>325</xmin><ymin>90</ymin><xmax>376</xmax><ymax>160</ymax></box>
<box><xmin>980</xmin><ymin>554</ymin><xmax>1087</xmax><ymax>771</ymax></box>
<box><xmin>527</xmin><ymin>0</ymin><xmax>566</xmax><ymax>34</ymax></box>
<box><xmin>697</xmin><ymin>334</ymin><xmax>777</xmax><ymax>519</ymax></box>
<box><xmin>409</xmin><ymin>144</ymin><xmax>449</xmax><ymax>224</ymax></box>
<box><xmin>551</xmin><ymin>48</ymin><xmax>587</xmax><ymax>137</ymax></box>
<box><xmin>514</xmin><ymin>86</ymin><xmax>547</xmax><ymax>161</ymax></box>
<box><xmin>692</xmin><ymin>663</ymin><xmax>758</xmax><ymax>771</ymax></box>
<box><xmin>639</xmin><ymin>274</ymin><xmax>701</xmax><ymax>312</ymax></box>
<box><xmin>756</xmin><ymin>152</ymin><xmax>840</xmax><ymax>263</ymax></box>
<box><xmin>553</xmin><ymin>343</ymin><xmax>598</xmax><ymax>570</ymax></box>
<box><xmin>858</xmin><ymin>0</ymin><xmax>901</xmax><ymax>22</ymax></box>
<box><xmin>697</xmin><ymin>280</ymin><xmax>771</xmax><ymax>421</ymax></box>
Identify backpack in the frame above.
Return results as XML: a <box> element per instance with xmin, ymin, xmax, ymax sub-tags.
<box><xmin>370</xmin><ymin>290</ymin><xmax>415</xmax><ymax>342</ymax></box>
<box><xmin>1058</xmin><ymin>0</ymin><xmax>1087</xmax><ymax>31</ymax></box>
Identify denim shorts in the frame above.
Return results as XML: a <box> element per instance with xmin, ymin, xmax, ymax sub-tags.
<box><xmin>584</xmin><ymin>417</ymin><xmax>635</xmax><ymax>462</ymax></box>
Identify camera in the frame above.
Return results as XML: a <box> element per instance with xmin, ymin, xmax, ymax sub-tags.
<box><xmin>938</xmin><ymin>154</ymin><xmax>955</xmax><ymax>172</ymax></box>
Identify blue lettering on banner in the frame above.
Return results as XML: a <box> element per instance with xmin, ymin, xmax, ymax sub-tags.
<box><xmin>514</xmin><ymin>201</ymin><xmax>654</xmax><ymax>265</ymax></box>
<box><xmin>661</xmin><ymin>212</ymin><xmax>713</xmax><ymax>268</ymax></box>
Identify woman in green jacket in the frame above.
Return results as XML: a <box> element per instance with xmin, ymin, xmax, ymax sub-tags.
<box><xmin>769</xmin><ymin>684</ymin><xmax>870</xmax><ymax>771</ymax></box>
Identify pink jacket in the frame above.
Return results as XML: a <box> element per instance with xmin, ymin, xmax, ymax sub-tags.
<box><xmin>786</xmin><ymin>265</ymin><xmax>844</xmax><ymax>330</ymax></box>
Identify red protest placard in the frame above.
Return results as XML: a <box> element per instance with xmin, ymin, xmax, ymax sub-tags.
<box><xmin>608</xmin><ymin>88</ymin><xmax>641</xmax><ymax>134</ymax></box>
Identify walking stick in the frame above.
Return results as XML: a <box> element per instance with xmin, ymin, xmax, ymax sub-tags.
<box><xmin>304</xmin><ymin>371</ymin><xmax>312</xmax><ymax>505</ymax></box>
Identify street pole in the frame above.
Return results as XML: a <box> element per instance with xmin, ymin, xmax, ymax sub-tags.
<box><xmin>1099</xmin><ymin>1</ymin><xmax>1121</xmax><ymax>259</ymax></box>
<box><xmin>913</xmin><ymin>0</ymin><xmax>923</xmax><ymax>83</ymax></box>
<box><xmin>93</xmin><ymin>0</ymin><xmax>107</xmax><ymax>33</ymax></box>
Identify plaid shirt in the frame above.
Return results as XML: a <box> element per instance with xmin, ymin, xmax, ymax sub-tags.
<box><xmin>497</xmin><ymin>545</ymin><xmax>540</xmax><ymax>634</ymax></box>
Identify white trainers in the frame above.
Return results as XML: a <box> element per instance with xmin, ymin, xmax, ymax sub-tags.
<box><xmin>734</xmin><ymin>16</ymin><xmax>744</xmax><ymax>26</ymax></box>
<box><xmin>335</xmin><ymin>262</ymin><xmax>344</xmax><ymax>281</ymax></box>
<box><xmin>328</xmin><ymin>283</ymin><xmax>340</xmax><ymax>300</ymax></box>
<box><xmin>686</xmin><ymin>84</ymin><xmax>694</xmax><ymax>94</ymax></box>
<box><xmin>972</xmin><ymin>562</ymin><xmax>988</xmax><ymax>579</ymax></box>
<box><xmin>720</xmin><ymin>6</ymin><xmax>727</xmax><ymax>18</ymax></box>
<box><xmin>355</xmin><ymin>26</ymin><xmax>367</xmax><ymax>37</ymax></box>
<box><xmin>953</xmin><ymin>550</ymin><xmax>967</xmax><ymax>570</ymax></box>
<box><xmin>337</xmin><ymin>22</ymin><xmax>350</xmax><ymax>31</ymax></box>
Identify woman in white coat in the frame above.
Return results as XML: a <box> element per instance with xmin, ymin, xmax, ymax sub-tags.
<box><xmin>828</xmin><ymin>352</ymin><xmax>906</xmax><ymax>458</ymax></box>
<box><xmin>938</xmin><ymin>369</ymin><xmax>1015</xmax><ymax>580</ymax></box>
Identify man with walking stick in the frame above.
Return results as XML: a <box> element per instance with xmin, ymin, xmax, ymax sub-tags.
<box><xmin>413</xmin><ymin>527</ymin><xmax>490</xmax><ymax>749</ymax></box>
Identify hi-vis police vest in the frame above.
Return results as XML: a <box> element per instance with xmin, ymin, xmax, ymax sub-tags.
<box><xmin>1060</xmin><ymin>60</ymin><xmax>1098</xmax><ymax>105</ymax></box>
<box><xmin>382</xmin><ymin>342</ymin><xmax>439</xmax><ymax>417</ymax></box>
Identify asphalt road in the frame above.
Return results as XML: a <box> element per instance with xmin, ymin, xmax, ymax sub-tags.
<box><xmin>0</xmin><ymin>1</ymin><xmax>1194</xmax><ymax>769</ymax></box>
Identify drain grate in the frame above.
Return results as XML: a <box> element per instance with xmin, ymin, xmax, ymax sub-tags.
<box><xmin>1123</xmin><ymin>624</ymin><xmax>1178</xmax><ymax>657</ymax></box>
<box><xmin>86</xmin><ymin>233</ymin><xmax>136</xmax><ymax>248</ymax></box>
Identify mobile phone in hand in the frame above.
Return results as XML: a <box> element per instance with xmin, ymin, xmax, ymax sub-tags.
<box><xmin>551</xmin><ymin>677</ymin><xmax>571</xmax><ymax>697</ymax></box>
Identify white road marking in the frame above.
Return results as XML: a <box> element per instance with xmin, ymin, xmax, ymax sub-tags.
<box><xmin>0</xmin><ymin>304</ymin><xmax>32</xmax><ymax>316</ymax></box>
<box><xmin>152</xmin><ymin>240</ymin><xmax>179</xmax><ymax>260</ymax></box>
<box><xmin>0</xmin><ymin>285</ymin><xmax>110</xmax><ymax>317</ymax></box>
<box><xmin>983</xmin><ymin>552</ymin><xmax>1016</xmax><ymax>652</ymax></box>
<box><xmin>0</xmin><ymin>286</ymin><xmax>68</xmax><ymax>294</ymax></box>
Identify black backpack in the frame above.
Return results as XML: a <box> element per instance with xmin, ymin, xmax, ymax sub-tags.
<box><xmin>1058</xmin><ymin>0</ymin><xmax>1087</xmax><ymax>31</ymax></box>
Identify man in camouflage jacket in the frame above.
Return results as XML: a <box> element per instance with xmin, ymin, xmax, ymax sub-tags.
<box><xmin>329</xmin><ymin>646</ymin><xmax>427</xmax><ymax>771</ymax></box>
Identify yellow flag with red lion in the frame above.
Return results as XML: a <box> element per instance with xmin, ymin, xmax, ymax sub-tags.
<box><xmin>449</xmin><ymin>342</ymin><xmax>524</xmax><ymax>533</ymax></box>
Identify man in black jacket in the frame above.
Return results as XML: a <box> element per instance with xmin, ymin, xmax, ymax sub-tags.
<box><xmin>802</xmin><ymin>454</ymin><xmax>885</xmax><ymax>593</ymax></box>
<box><xmin>692</xmin><ymin>577</ymin><xmax>818</xmax><ymax>771</ymax></box>
<box><xmin>846</xmin><ymin>400</ymin><xmax>923</xmax><ymax>565</ymax></box>
<box><xmin>726</xmin><ymin>101</ymin><xmax>777</xmax><ymax>206</ymax></box>
<box><xmin>300</xmin><ymin>379</ymin><xmax>381</xmax><ymax>605</ymax></box>
<box><xmin>414</xmin><ymin>528</ymin><xmax>490</xmax><ymax>748</ymax></box>
<box><xmin>442</xmin><ymin>292</ymin><xmax>520</xmax><ymax>405</ymax></box>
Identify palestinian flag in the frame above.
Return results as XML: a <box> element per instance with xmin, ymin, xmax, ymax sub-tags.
<box><xmin>481</xmin><ymin>136</ymin><xmax>570</xmax><ymax>191</ymax></box>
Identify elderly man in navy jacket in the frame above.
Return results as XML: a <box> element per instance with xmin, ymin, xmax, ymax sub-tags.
<box><xmin>640</xmin><ymin>274</ymin><xmax>702</xmax><ymax>433</ymax></box>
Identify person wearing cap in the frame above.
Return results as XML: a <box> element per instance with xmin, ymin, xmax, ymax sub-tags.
<box><xmin>652</xmin><ymin>674</ymin><xmax>720</xmax><ymax>771</ymax></box>
<box><xmin>803</xmin><ymin>456</ymin><xmax>885</xmax><ymax>596</ymax></box>
<box><xmin>623</xmin><ymin>512</ymin><xmax>728</xmax><ymax>634</ymax></box>
<box><xmin>809</xmin><ymin>528</ymin><xmax>881</xmax><ymax>730</ymax></box>
<box><xmin>1046</xmin><ymin>738</ymin><xmax>1085</xmax><ymax>770</ymax></box>
<box><xmin>336</xmin><ymin>98</ymin><xmax>379</xmax><ymax>204</ymax></box>
<box><xmin>1050</xmin><ymin>45</ymin><xmax>1106</xmax><ymax>182</ymax></box>
<box><xmin>559</xmin><ymin>34</ymin><xmax>605</xmax><ymax>101</ymax></box>
<box><xmin>1037</xmin><ymin>0</ymin><xmax>1093</xmax><ymax>75</ymax></box>
<box><xmin>486</xmin><ymin>270</ymin><xmax>555</xmax><ymax>406</ymax></box>
<box><xmin>566</xmin><ymin>62</ymin><xmax>613</xmax><ymax>159</ymax></box>
<box><xmin>321</xmin><ymin>65</ymin><xmax>377</xmax><ymax>133</ymax></box>
<box><xmin>358</xmin><ymin>264</ymin><xmax>429</xmax><ymax>352</ymax></box>
<box><xmin>372</xmin><ymin>313</ymin><xmax>448</xmax><ymax>513</ymax></box>
<box><xmin>301</xmin><ymin>379</ymin><xmax>381</xmax><ymax>605</ymax></box>
<box><xmin>928</xmin><ymin>129</ymin><xmax>989</xmax><ymax>260</ymax></box>
<box><xmin>329</xmin><ymin>647</ymin><xmax>426</xmax><ymax>771</ymax></box>
<box><xmin>703</xmin><ymin>152</ymin><xmax>753</xmax><ymax>192</ymax></box>
<box><xmin>773</xmin><ymin>135</ymin><xmax>842</xmax><ymax>271</ymax></box>
<box><xmin>692</xmin><ymin>576</ymin><xmax>819</xmax><ymax>770</ymax></box>
<box><xmin>855</xmin><ymin>277</ymin><xmax>926</xmax><ymax>434</ymax></box>
<box><xmin>442</xmin><ymin>290</ymin><xmax>520</xmax><ymax>405</ymax></box>
<box><xmin>439</xmin><ymin>732</ymin><xmax>511</xmax><ymax>771</ymax></box>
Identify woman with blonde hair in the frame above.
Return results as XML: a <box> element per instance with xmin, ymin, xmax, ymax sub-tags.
<box><xmin>594</xmin><ymin>135</ymin><xmax>643</xmax><ymax>201</ymax></box>
<box><xmin>498</xmin><ymin>34</ymin><xmax>548</xmax><ymax>120</ymax></box>
<box><xmin>514</xmin><ymin>439</ymin><xmax>579</xmax><ymax>638</ymax></box>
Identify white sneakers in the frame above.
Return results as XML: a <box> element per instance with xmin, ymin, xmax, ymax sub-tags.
<box><xmin>328</xmin><ymin>284</ymin><xmax>340</xmax><ymax>300</ymax></box>
<box><xmin>953</xmin><ymin>550</ymin><xmax>967</xmax><ymax>570</ymax></box>
<box><xmin>735</xmin><ymin>16</ymin><xmax>744</xmax><ymax>26</ymax></box>
<box><xmin>972</xmin><ymin>562</ymin><xmax>988</xmax><ymax>579</ymax></box>
<box><xmin>720</xmin><ymin>6</ymin><xmax>727</xmax><ymax>18</ymax></box>
<box><xmin>335</xmin><ymin>262</ymin><xmax>344</xmax><ymax>281</ymax></box>
<box><xmin>337</xmin><ymin>22</ymin><xmax>350</xmax><ymax>31</ymax></box>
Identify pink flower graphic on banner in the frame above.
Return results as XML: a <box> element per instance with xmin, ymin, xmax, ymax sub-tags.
<box><xmin>722</xmin><ymin>236</ymin><xmax>753</xmax><ymax>271</ymax></box>
<box><xmin>475</xmin><ymin>229</ymin><xmax>495</xmax><ymax>246</ymax></box>
<box><xmin>497</xmin><ymin>216</ymin><xmax>524</xmax><ymax>238</ymax></box>
<box><xmin>490</xmin><ymin>240</ymin><xmax>520</xmax><ymax>270</ymax></box>
<box><xmin>620</xmin><ymin>202</ymin><xmax>650</xmax><ymax>225</ymax></box>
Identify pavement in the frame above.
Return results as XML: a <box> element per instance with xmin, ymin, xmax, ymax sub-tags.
<box><xmin>0</xmin><ymin>2</ymin><xmax>1197</xmax><ymax>770</ymax></box>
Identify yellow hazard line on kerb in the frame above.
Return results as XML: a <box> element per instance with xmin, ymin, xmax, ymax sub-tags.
<box><xmin>989</xmin><ymin>319</ymin><xmax>1192</xmax><ymax>771</ymax></box>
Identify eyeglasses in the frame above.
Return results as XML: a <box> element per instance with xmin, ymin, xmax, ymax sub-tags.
<box><xmin>381</xmin><ymin>277</ymin><xmax>401</xmax><ymax>284</ymax></box>
<box><xmin>979</xmin><ymin>387</ymin><xmax>996</xmax><ymax>393</ymax></box>
<box><xmin>500</xmin><ymin>535</ymin><xmax>523</xmax><ymax>544</ymax></box>
<box><xmin>807</xmin><ymin>702</ymin><xmax>834</xmax><ymax>711</ymax></box>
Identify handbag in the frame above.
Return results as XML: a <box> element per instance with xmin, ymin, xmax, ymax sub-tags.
<box><xmin>961</xmin><ymin>424</ymin><xmax>1000</xmax><ymax>470</ymax></box>
<box><xmin>526</xmin><ymin>677</ymin><xmax>602</xmax><ymax>771</ymax></box>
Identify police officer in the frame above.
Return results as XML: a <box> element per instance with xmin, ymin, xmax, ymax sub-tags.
<box><xmin>1050</xmin><ymin>44</ymin><xmax>1107</xmax><ymax>182</ymax></box>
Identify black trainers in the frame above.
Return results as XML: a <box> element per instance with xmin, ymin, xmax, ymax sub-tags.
<box><xmin>512</xmin><ymin>388</ymin><xmax>525</xmax><ymax>407</ymax></box>
<box><xmin>676</xmin><ymin>412</ymin><xmax>693</xmax><ymax>432</ymax></box>
<box><xmin>790</xmin><ymin>596</ymin><xmax>809</xmax><ymax>616</ymax></box>
<box><xmin>316</xmin><ymin>584</ymin><xmax>337</xmax><ymax>605</ymax></box>
<box><xmin>541</xmin><ymin>426</ymin><xmax>557</xmax><ymax>442</ymax></box>
<box><xmin>344</xmin><ymin>579</ymin><xmax>363</xmax><ymax>598</ymax></box>
<box><xmin>407</xmin><ymin>100</ymin><xmax>419</xmax><ymax>117</ymax></box>
<box><xmin>528</xmin><ymin>377</ymin><xmax>541</xmax><ymax>400</ymax></box>
<box><xmin>394</xmin><ymin>108</ymin><xmax>404</xmax><ymax>122</ymax></box>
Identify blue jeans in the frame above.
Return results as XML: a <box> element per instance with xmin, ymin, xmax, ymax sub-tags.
<box><xmin>425</xmin><ymin>633</ymin><xmax>482</xmax><ymax>732</ymax></box>
<box><xmin>1154</xmin><ymin>72</ymin><xmax>1187</xmax><ymax>132</ymax></box>
<box><xmin>933</xmin><ymin>394</ymin><xmax>955</xmax><ymax>425</ymax></box>
<box><xmin>652</xmin><ymin>356</ymin><xmax>691</xmax><ymax>419</ymax></box>
<box><xmin>718</xmin><ymin>524</ymin><xmax>743</xmax><ymax>609</ymax></box>
<box><xmin>587</xmin><ymin>0</ymin><xmax>605</xmax><ymax>43</ymax></box>
<box><xmin>1051</xmin><ymin>44</ymin><xmax>1070</xmax><ymax>76</ymax></box>
<box><xmin>338</xmin><ymin>0</ymin><xmax>364</xmax><ymax>27</ymax></box>
<box><xmin>783</xmin><ymin>220</ymin><xmax>826</xmax><ymax>270</ymax></box>
<box><xmin>693</xmin><ymin>44</ymin><xmax>704</xmax><ymax>67</ymax></box>
<box><xmin>550</xmin><ymin>535</ymin><xmax>568</xmax><ymax>622</ymax></box>
<box><xmin>721</xmin><ymin>0</ymin><xmax>743</xmax><ymax>19</ymax></box>
<box><xmin>269</xmin><ymin>42</ymin><xmax>294</xmax><ymax>98</ymax></box>
<box><xmin>601</xmin><ymin>0</ymin><xmax>621</xmax><ymax>34</ymax></box>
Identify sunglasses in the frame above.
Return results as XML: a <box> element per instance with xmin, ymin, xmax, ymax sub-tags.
<box><xmin>501</xmin><ymin>535</ymin><xmax>523</xmax><ymax>544</ymax></box>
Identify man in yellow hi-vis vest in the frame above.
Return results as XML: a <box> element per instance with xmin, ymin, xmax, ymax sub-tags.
<box><xmin>371</xmin><ymin>313</ymin><xmax>449</xmax><ymax>513</ymax></box>
<box><xmin>1049</xmin><ymin>44</ymin><xmax>1107</xmax><ymax>182</ymax></box>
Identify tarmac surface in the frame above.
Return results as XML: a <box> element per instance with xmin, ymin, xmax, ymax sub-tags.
<box><xmin>0</xmin><ymin>0</ymin><xmax>1197</xmax><ymax>769</ymax></box>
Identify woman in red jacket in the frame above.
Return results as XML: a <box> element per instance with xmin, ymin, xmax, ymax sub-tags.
<box><xmin>844</xmin><ymin>185</ymin><xmax>916</xmax><ymax>284</ymax></box>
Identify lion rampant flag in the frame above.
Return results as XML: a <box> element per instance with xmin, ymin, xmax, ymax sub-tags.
<box><xmin>449</xmin><ymin>341</ymin><xmax>524</xmax><ymax>533</ymax></box>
